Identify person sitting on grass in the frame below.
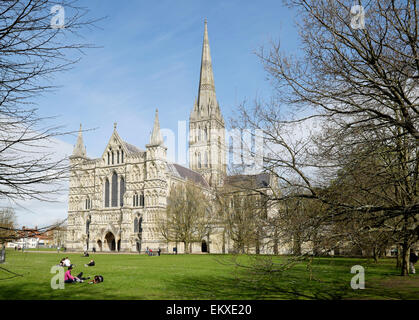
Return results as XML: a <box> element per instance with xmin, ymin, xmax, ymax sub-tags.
<box><xmin>83</xmin><ymin>251</ymin><xmax>89</xmax><ymax>257</ymax></box>
<box><xmin>64</xmin><ymin>266</ymin><xmax>83</xmax><ymax>283</ymax></box>
<box><xmin>88</xmin><ymin>275</ymin><xmax>104</xmax><ymax>284</ymax></box>
<box><xmin>63</xmin><ymin>257</ymin><xmax>71</xmax><ymax>267</ymax></box>
<box><xmin>58</xmin><ymin>258</ymin><xmax>65</xmax><ymax>267</ymax></box>
<box><xmin>84</xmin><ymin>259</ymin><xmax>95</xmax><ymax>267</ymax></box>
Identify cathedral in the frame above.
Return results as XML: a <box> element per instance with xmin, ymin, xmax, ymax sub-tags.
<box><xmin>65</xmin><ymin>21</ymin><xmax>276</xmax><ymax>254</ymax></box>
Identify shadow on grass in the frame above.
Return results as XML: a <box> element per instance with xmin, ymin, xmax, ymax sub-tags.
<box><xmin>162</xmin><ymin>272</ymin><xmax>353</xmax><ymax>300</ymax></box>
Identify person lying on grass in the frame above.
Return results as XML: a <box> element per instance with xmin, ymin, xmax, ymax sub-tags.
<box><xmin>58</xmin><ymin>258</ymin><xmax>65</xmax><ymax>267</ymax></box>
<box><xmin>64</xmin><ymin>266</ymin><xmax>90</xmax><ymax>283</ymax></box>
<box><xmin>63</xmin><ymin>257</ymin><xmax>71</xmax><ymax>267</ymax></box>
<box><xmin>84</xmin><ymin>259</ymin><xmax>95</xmax><ymax>267</ymax></box>
<box><xmin>88</xmin><ymin>275</ymin><xmax>104</xmax><ymax>284</ymax></box>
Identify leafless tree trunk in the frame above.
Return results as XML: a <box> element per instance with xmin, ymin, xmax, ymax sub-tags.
<box><xmin>230</xmin><ymin>0</ymin><xmax>418</xmax><ymax>276</ymax></box>
<box><xmin>158</xmin><ymin>181</ymin><xmax>212</xmax><ymax>254</ymax></box>
<box><xmin>0</xmin><ymin>0</ymin><xmax>99</xmax><ymax>204</ymax></box>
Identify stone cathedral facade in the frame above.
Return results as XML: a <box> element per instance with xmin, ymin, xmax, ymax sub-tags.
<box><xmin>65</xmin><ymin>21</ymin><xmax>278</xmax><ymax>254</ymax></box>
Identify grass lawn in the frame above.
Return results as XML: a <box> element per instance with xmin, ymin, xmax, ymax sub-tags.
<box><xmin>0</xmin><ymin>250</ymin><xmax>417</xmax><ymax>300</ymax></box>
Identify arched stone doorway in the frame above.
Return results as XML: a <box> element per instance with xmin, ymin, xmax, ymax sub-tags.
<box><xmin>201</xmin><ymin>240</ymin><xmax>208</xmax><ymax>253</ymax></box>
<box><xmin>97</xmin><ymin>240</ymin><xmax>102</xmax><ymax>252</ymax></box>
<box><xmin>105</xmin><ymin>232</ymin><xmax>116</xmax><ymax>251</ymax></box>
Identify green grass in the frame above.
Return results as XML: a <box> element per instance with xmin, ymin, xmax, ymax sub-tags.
<box><xmin>0</xmin><ymin>250</ymin><xmax>417</xmax><ymax>300</ymax></box>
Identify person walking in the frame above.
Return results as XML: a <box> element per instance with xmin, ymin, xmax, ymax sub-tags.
<box><xmin>410</xmin><ymin>249</ymin><xmax>418</xmax><ymax>274</ymax></box>
<box><xmin>158</xmin><ymin>248</ymin><xmax>161</xmax><ymax>256</ymax></box>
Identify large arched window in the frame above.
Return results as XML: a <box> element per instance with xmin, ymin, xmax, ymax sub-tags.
<box><xmin>111</xmin><ymin>172</ymin><xmax>118</xmax><ymax>207</ymax></box>
<box><xmin>140</xmin><ymin>192</ymin><xmax>144</xmax><ymax>207</ymax></box>
<box><xmin>218</xmin><ymin>137</ymin><xmax>222</xmax><ymax>166</ymax></box>
<box><xmin>198</xmin><ymin>152</ymin><xmax>201</xmax><ymax>168</ymax></box>
<box><xmin>120</xmin><ymin>177</ymin><xmax>125</xmax><ymax>207</ymax></box>
<box><xmin>134</xmin><ymin>217</ymin><xmax>138</xmax><ymax>233</ymax></box>
<box><xmin>104</xmin><ymin>179</ymin><xmax>110</xmax><ymax>208</ymax></box>
<box><xmin>86</xmin><ymin>216</ymin><xmax>91</xmax><ymax>235</ymax></box>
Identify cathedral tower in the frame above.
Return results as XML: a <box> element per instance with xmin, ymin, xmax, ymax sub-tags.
<box><xmin>189</xmin><ymin>20</ymin><xmax>226</xmax><ymax>187</ymax></box>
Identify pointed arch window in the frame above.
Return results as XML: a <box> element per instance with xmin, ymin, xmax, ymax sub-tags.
<box><xmin>117</xmin><ymin>150</ymin><xmax>120</xmax><ymax>164</ymax></box>
<box><xmin>111</xmin><ymin>172</ymin><xmax>118</xmax><ymax>207</ymax></box>
<box><xmin>85</xmin><ymin>197</ymin><xmax>91</xmax><ymax>210</ymax></box>
<box><xmin>140</xmin><ymin>192</ymin><xmax>144</xmax><ymax>207</ymax></box>
<box><xmin>120</xmin><ymin>177</ymin><xmax>125</xmax><ymax>207</ymax></box>
<box><xmin>107</xmin><ymin>152</ymin><xmax>110</xmax><ymax>165</ymax></box>
<box><xmin>198</xmin><ymin>152</ymin><xmax>202</xmax><ymax>168</ymax></box>
<box><xmin>121</xmin><ymin>150</ymin><xmax>124</xmax><ymax>163</ymax></box>
<box><xmin>86</xmin><ymin>216</ymin><xmax>91</xmax><ymax>235</ymax></box>
<box><xmin>204</xmin><ymin>152</ymin><xmax>208</xmax><ymax>167</ymax></box>
<box><xmin>104</xmin><ymin>179</ymin><xmax>110</xmax><ymax>208</ymax></box>
<box><xmin>134</xmin><ymin>217</ymin><xmax>139</xmax><ymax>233</ymax></box>
<box><xmin>218</xmin><ymin>137</ymin><xmax>222</xmax><ymax>166</ymax></box>
<box><xmin>112</xmin><ymin>151</ymin><xmax>114</xmax><ymax>165</ymax></box>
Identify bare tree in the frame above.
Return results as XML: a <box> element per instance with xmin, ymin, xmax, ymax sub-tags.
<box><xmin>215</xmin><ymin>179</ymin><xmax>271</xmax><ymax>254</ymax></box>
<box><xmin>0</xmin><ymin>0</ymin><xmax>99</xmax><ymax>203</ymax></box>
<box><xmin>158</xmin><ymin>181</ymin><xmax>212</xmax><ymax>254</ymax></box>
<box><xmin>231</xmin><ymin>0</ymin><xmax>418</xmax><ymax>275</ymax></box>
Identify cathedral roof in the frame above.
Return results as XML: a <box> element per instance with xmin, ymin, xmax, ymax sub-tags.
<box><xmin>225</xmin><ymin>173</ymin><xmax>271</xmax><ymax>189</ymax></box>
<box><xmin>123</xmin><ymin>141</ymin><xmax>144</xmax><ymax>154</ymax></box>
<box><xmin>167</xmin><ymin>163</ymin><xmax>209</xmax><ymax>188</ymax></box>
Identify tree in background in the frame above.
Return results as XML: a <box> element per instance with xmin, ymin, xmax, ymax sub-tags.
<box><xmin>231</xmin><ymin>0</ymin><xmax>418</xmax><ymax>276</ymax></box>
<box><xmin>158</xmin><ymin>182</ymin><xmax>212</xmax><ymax>254</ymax></box>
<box><xmin>0</xmin><ymin>0</ymin><xmax>98</xmax><ymax>203</ymax></box>
<box><xmin>0</xmin><ymin>208</ymin><xmax>16</xmax><ymax>245</ymax></box>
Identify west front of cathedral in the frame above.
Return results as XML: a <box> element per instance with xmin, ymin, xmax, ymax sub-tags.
<box><xmin>65</xmin><ymin>21</ymin><xmax>279</xmax><ymax>254</ymax></box>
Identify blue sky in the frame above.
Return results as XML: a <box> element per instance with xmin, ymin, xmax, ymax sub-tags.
<box><xmin>14</xmin><ymin>0</ymin><xmax>302</xmax><ymax>227</ymax></box>
<box><xmin>38</xmin><ymin>0</ymin><xmax>300</xmax><ymax>157</ymax></box>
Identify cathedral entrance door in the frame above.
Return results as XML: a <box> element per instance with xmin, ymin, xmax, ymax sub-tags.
<box><xmin>105</xmin><ymin>232</ymin><xmax>116</xmax><ymax>251</ymax></box>
<box><xmin>201</xmin><ymin>240</ymin><xmax>208</xmax><ymax>253</ymax></box>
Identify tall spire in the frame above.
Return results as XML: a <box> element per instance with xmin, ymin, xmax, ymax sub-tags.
<box><xmin>72</xmin><ymin>124</ymin><xmax>87</xmax><ymax>158</ymax></box>
<box><xmin>149</xmin><ymin>109</ymin><xmax>163</xmax><ymax>145</ymax></box>
<box><xmin>196</xmin><ymin>19</ymin><xmax>218</xmax><ymax>117</ymax></box>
